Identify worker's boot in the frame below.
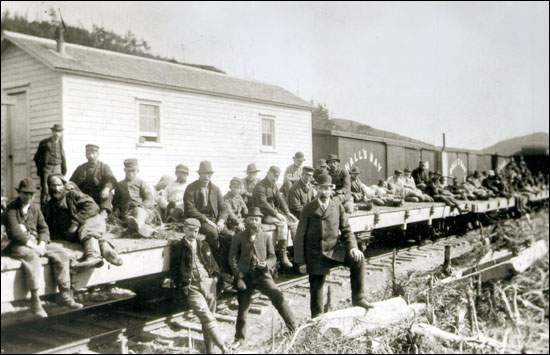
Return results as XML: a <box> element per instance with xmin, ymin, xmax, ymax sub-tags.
<box><xmin>72</xmin><ymin>238</ymin><xmax>103</xmax><ymax>269</ymax></box>
<box><xmin>58</xmin><ymin>284</ymin><xmax>83</xmax><ymax>309</ymax></box>
<box><xmin>99</xmin><ymin>240</ymin><xmax>123</xmax><ymax>266</ymax></box>
<box><xmin>277</xmin><ymin>240</ymin><xmax>293</xmax><ymax>269</ymax></box>
<box><xmin>30</xmin><ymin>289</ymin><xmax>48</xmax><ymax>318</ymax></box>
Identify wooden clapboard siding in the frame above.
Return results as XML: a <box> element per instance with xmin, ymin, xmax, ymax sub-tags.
<box><xmin>62</xmin><ymin>74</ymin><xmax>312</xmax><ymax>189</ymax></box>
<box><xmin>1</xmin><ymin>45</ymin><xmax>62</xmax><ymax>194</ymax></box>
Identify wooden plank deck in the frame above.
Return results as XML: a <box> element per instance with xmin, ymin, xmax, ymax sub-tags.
<box><xmin>2</xmin><ymin>192</ymin><xmax>547</xmax><ymax>306</ymax></box>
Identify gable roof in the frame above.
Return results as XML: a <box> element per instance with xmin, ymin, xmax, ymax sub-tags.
<box><xmin>1</xmin><ymin>31</ymin><xmax>312</xmax><ymax>110</ymax></box>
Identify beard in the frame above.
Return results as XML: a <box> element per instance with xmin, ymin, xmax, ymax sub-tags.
<box><xmin>247</xmin><ymin>221</ymin><xmax>261</xmax><ymax>235</ymax></box>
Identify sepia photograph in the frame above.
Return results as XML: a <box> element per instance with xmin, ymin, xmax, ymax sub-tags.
<box><xmin>1</xmin><ymin>1</ymin><xmax>548</xmax><ymax>354</ymax></box>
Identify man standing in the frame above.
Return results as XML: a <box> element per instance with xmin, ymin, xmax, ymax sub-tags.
<box><xmin>170</xmin><ymin>218</ymin><xmax>229</xmax><ymax>354</ymax></box>
<box><xmin>33</xmin><ymin>124</ymin><xmax>67</xmax><ymax>204</ymax></box>
<box><xmin>45</xmin><ymin>175</ymin><xmax>122</xmax><ymax>269</ymax></box>
<box><xmin>184</xmin><ymin>161</ymin><xmax>228</xmax><ymax>276</ymax></box>
<box><xmin>5</xmin><ymin>178</ymin><xmax>82</xmax><ymax>316</ymax></box>
<box><xmin>281</xmin><ymin>152</ymin><xmax>306</xmax><ymax>199</ymax></box>
<box><xmin>229</xmin><ymin>207</ymin><xmax>296</xmax><ymax>349</ymax></box>
<box><xmin>253</xmin><ymin>166</ymin><xmax>298</xmax><ymax>269</ymax></box>
<box><xmin>113</xmin><ymin>159</ymin><xmax>159</xmax><ymax>238</ymax></box>
<box><xmin>69</xmin><ymin>144</ymin><xmax>117</xmax><ymax>214</ymax></box>
<box><xmin>326</xmin><ymin>154</ymin><xmax>354</xmax><ymax>213</ymax></box>
<box><xmin>288</xmin><ymin>166</ymin><xmax>316</xmax><ymax>217</ymax></box>
<box><xmin>241</xmin><ymin>163</ymin><xmax>261</xmax><ymax>209</ymax></box>
<box><xmin>294</xmin><ymin>174</ymin><xmax>372</xmax><ymax>318</ymax></box>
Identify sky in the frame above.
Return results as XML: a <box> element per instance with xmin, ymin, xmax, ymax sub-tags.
<box><xmin>2</xmin><ymin>1</ymin><xmax>548</xmax><ymax>149</ymax></box>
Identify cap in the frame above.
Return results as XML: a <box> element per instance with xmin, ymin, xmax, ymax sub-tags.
<box><xmin>245</xmin><ymin>163</ymin><xmax>261</xmax><ymax>173</ymax></box>
<box><xmin>246</xmin><ymin>207</ymin><xmax>264</xmax><ymax>218</ymax></box>
<box><xmin>293</xmin><ymin>152</ymin><xmax>305</xmax><ymax>160</ymax></box>
<box><xmin>268</xmin><ymin>166</ymin><xmax>281</xmax><ymax>175</ymax></box>
<box><xmin>316</xmin><ymin>174</ymin><xmax>335</xmax><ymax>187</ymax></box>
<box><xmin>85</xmin><ymin>144</ymin><xmax>99</xmax><ymax>151</ymax></box>
<box><xmin>326</xmin><ymin>154</ymin><xmax>340</xmax><ymax>163</ymax></box>
<box><xmin>175</xmin><ymin>164</ymin><xmax>189</xmax><ymax>174</ymax></box>
<box><xmin>124</xmin><ymin>158</ymin><xmax>139</xmax><ymax>169</ymax></box>
<box><xmin>302</xmin><ymin>166</ymin><xmax>314</xmax><ymax>174</ymax></box>
<box><xmin>51</xmin><ymin>124</ymin><xmax>63</xmax><ymax>132</ymax></box>
<box><xmin>183</xmin><ymin>218</ymin><xmax>201</xmax><ymax>229</ymax></box>
<box><xmin>15</xmin><ymin>178</ymin><xmax>39</xmax><ymax>193</ymax></box>
<box><xmin>197</xmin><ymin>161</ymin><xmax>214</xmax><ymax>174</ymax></box>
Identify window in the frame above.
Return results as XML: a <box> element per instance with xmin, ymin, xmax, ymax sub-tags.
<box><xmin>261</xmin><ymin>116</ymin><xmax>275</xmax><ymax>149</ymax></box>
<box><xmin>138</xmin><ymin>102</ymin><xmax>160</xmax><ymax>144</ymax></box>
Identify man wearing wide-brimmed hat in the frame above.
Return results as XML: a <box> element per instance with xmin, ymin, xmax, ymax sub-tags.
<box><xmin>288</xmin><ymin>166</ymin><xmax>316</xmax><ymax>217</ymax></box>
<box><xmin>241</xmin><ymin>163</ymin><xmax>261</xmax><ymax>209</ymax></box>
<box><xmin>184</xmin><ymin>161</ymin><xmax>229</xmax><ymax>278</ymax></box>
<box><xmin>294</xmin><ymin>174</ymin><xmax>372</xmax><ymax>318</ymax></box>
<box><xmin>229</xmin><ymin>207</ymin><xmax>296</xmax><ymax>349</ymax></box>
<box><xmin>253</xmin><ymin>166</ymin><xmax>299</xmax><ymax>269</ymax></box>
<box><xmin>281</xmin><ymin>151</ymin><xmax>306</xmax><ymax>200</ymax></box>
<box><xmin>326</xmin><ymin>154</ymin><xmax>354</xmax><ymax>213</ymax></box>
<box><xmin>33</xmin><ymin>124</ymin><xmax>67</xmax><ymax>205</ymax></box>
<box><xmin>113</xmin><ymin>159</ymin><xmax>159</xmax><ymax>238</ymax></box>
<box><xmin>5</xmin><ymin>178</ymin><xmax>83</xmax><ymax>316</ymax></box>
<box><xmin>70</xmin><ymin>144</ymin><xmax>117</xmax><ymax>214</ymax></box>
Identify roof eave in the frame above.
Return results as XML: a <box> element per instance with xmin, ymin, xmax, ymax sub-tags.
<box><xmin>313</xmin><ymin>128</ymin><xmax>438</xmax><ymax>150</ymax></box>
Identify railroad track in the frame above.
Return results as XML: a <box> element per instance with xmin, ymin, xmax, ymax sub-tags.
<box><xmin>0</xmin><ymin>230</ymin><xmax>480</xmax><ymax>355</ymax></box>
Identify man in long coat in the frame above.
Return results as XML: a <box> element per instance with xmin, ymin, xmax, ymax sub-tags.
<box><xmin>294</xmin><ymin>174</ymin><xmax>372</xmax><ymax>318</ymax></box>
<box><xmin>33</xmin><ymin>124</ymin><xmax>67</xmax><ymax>204</ymax></box>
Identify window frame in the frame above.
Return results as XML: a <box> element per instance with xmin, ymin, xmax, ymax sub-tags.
<box><xmin>259</xmin><ymin>114</ymin><xmax>276</xmax><ymax>152</ymax></box>
<box><xmin>136</xmin><ymin>98</ymin><xmax>162</xmax><ymax>147</ymax></box>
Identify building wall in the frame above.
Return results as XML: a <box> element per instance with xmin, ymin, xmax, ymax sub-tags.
<box><xmin>62</xmin><ymin>74</ymin><xmax>312</xmax><ymax>190</ymax></box>
<box><xmin>1</xmin><ymin>45</ymin><xmax>62</xmax><ymax>197</ymax></box>
<box><xmin>1</xmin><ymin>104</ymin><xmax>10</xmax><ymax>197</ymax></box>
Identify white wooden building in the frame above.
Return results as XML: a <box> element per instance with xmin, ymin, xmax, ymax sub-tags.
<box><xmin>1</xmin><ymin>31</ymin><xmax>313</xmax><ymax>198</ymax></box>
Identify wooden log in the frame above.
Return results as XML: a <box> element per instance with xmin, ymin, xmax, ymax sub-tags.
<box><xmin>410</xmin><ymin>323</ymin><xmax>504</xmax><ymax>350</ymax></box>
<box><xmin>315</xmin><ymin>297</ymin><xmax>426</xmax><ymax>338</ymax></box>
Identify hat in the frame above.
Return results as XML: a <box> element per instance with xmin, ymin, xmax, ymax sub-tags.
<box><xmin>230</xmin><ymin>177</ymin><xmax>243</xmax><ymax>187</ymax></box>
<box><xmin>318</xmin><ymin>159</ymin><xmax>327</xmax><ymax>168</ymax></box>
<box><xmin>245</xmin><ymin>163</ymin><xmax>261</xmax><ymax>173</ymax></box>
<box><xmin>85</xmin><ymin>144</ymin><xmax>99</xmax><ymax>151</ymax></box>
<box><xmin>350</xmin><ymin>166</ymin><xmax>361</xmax><ymax>175</ymax></box>
<box><xmin>394</xmin><ymin>169</ymin><xmax>403</xmax><ymax>175</ymax></box>
<box><xmin>124</xmin><ymin>158</ymin><xmax>139</xmax><ymax>169</ymax></box>
<box><xmin>302</xmin><ymin>166</ymin><xmax>314</xmax><ymax>174</ymax></box>
<box><xmin>175</xmin><ymin>164</ymin><xmax>189</xmax><ymax>174</ymax></box>
<box><xmin>16</xmin><ymin>178</ymin><xmax>38</xmax><ymax>193</ymax></box>
<box><xmin>50</xmin><ymin>124</ymin><xmax>63</xmax><ymax>132</ymax></box>
<box><xmin>246</xmin><ymin>207</ymin><xmax>264</xmax><ymax>218</ymax></box>
<box><xmin>316</xmin><ymin>174</ymin><xmax>335</xmax><ymax>187</ymax></box>
<box><xmin>326</xmin><ymin>154</ymin><xmax>340</xmax><ymax>163</ymax></box>
<box><xmin>197</xmin><ymin>161</ymin><xmax>214</xmax><ymax>174</ymax></box>
<box><xmin>404</xmin><ymin>168</ymin><xmax>411</xmax><ymax>173</ymax></box>
<box><xmin>293</xmin><ymin>152</ymin><xmax>306</xmax><ymax>160</ymax></box>
<box><xmin>268</xmin><ymin>166</ymin><xmax>281</xmax><ymax>175</ymax></box>
<box><xmin>183</xmin><ymin>218</ymin><xmax>201</xmax><ymax>229</ymax></box>
<box><xmin>487</xmin><ymin>170</ymin><xmax>495</xmax><ymax>177</ymax></box>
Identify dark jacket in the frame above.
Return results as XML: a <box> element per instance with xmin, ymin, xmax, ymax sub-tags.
<box><xmin>229</xmin><ymin>228</ymin><xmax>276</xmax><ymax>277</ymax></box>
<box><xmin>183</xmin><ymin>180</ymin><xmax>228</xmax><ymax>223</ymax></box>
<box><xmin>170</xmin><ymin>235</ymin><xmax>219</xmax><ymax>288</ymax></box>
<box><xmin>33</xmin><ymin>136</ymin><xmax>67</xmax><ymax>175</ymax></box>
<box><xmin>44</xmin><ymin>190</ymin><xmax>100</xmax><ymax>239</ymax></box>
<box><xmin>329</xmin><ymin>168</ymin><xmax>351</xmax><ymax>197</ymax></box>
<box><xmin>5</xmin><ymin>198</ymin><xmax>50</xmax><ymax>246</ymax></box>
<box><xmin>294</xmin><ymin>199</ymin><xmax>357</xmax><ymax>275</ymax></box>
<box><xmin>412</xmin><ymin>167</ymin><xmax>429</xmax><ymax>186</ymax></box>
<box><xmin>288</xmin><ymin>179</ymin><xmax>315</xmax><ymax>217</ymax></box>
<box><xmin>70</xmin><ymin>161</ymin><xmax>117</xmax><ymax>208</ymax></box>
<box><xmin>253</xmin><ymin>178</ymin><xmax>290</xmax><ymax>217</ymax></box>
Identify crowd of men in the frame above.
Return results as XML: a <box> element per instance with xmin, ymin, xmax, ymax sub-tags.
<box><xmin>1</xmin><ymin>124</ymin><xmax>548</xmax><ymax>352</ymax></box>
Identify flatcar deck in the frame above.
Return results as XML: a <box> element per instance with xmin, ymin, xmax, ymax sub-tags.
<box><xmin>2</xmin><ymin>191</ymin><xmax>547</xmax><ymax>309</ymax></box>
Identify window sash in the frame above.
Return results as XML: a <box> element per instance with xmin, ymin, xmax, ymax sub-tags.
<box><xmin>261</xmin><ymin>118</ymin><xmax>274</xmax><ymax>147</ymax></box>
<box><xmin>138</xmin><ymin>103</ymin><xmax>160</xmax><ymax>142</ymax></box>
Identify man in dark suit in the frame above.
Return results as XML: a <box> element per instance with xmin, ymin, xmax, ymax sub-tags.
<box><xmin>294</xmin><ymin>174</ymin><xmax>372</xmax><ymax>318</ymax></box>
<box><xmin>70</xmin><ymin>144</ymin><xmax>117</xmax><ymax>214</ymax></box>
<box><xmin>33</xmin><ymin>124</ymin><xmax>67</xmax><ymax>204</ymax></box>
<box><xmin>229</xmin><ymin>207</ymin><xmax>296</xmax><ymax>349</ymax></box>
<box><xmin>184</xmin><ymin>161</ymin><xmax>228</xmax><ymax>275</ymax></box>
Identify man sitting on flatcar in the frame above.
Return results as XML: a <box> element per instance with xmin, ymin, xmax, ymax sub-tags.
<box><xmin>412</xmin><ymin>161</ymin><xmax>430</xmax><ymax>192</ymax></box>
<box><xmin>369</xmin><ymin>180</ymin><xmax>403</xmax><ymax>207</ymax></box>
<box><xmin>426</xmin><ymin>176</ymin><xmax>468</xmax><ymax>214</ymax></box>
<box><xmin>288</xmin><ymin>166</ymin><xmax>316</xmax><ymax>217</ymax></box>
<box><xmin>5</xmin><ymin>178</ymin><xmax>83</xmax><ymax>317</ymax></box>
<box><xmin>326</xmin><ymin>154</ymin><xmax>354</xmax><ymax>213</ymax></box>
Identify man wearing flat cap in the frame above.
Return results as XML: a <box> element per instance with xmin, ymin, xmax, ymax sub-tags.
<box><xmin>229</xmin><ymin>207</ymin><xmax>296</xmax><ymax>349</ymax></box>
<box><xmin>326</xmin><ymin>154</ymin><xmax>354</xmax><ymax>213</ymax></box>
<box><xmin>156</xmin><ymin>164</ymin><xmax>189</xmax><ymax>222</ymax></box>
<box><xmin>170</xmin><ymin>218</ymin><xmax>229</xmax><ymax>353</ymax></box>
<box><xmin>70</xmin><ymin>144</ymin><xmax>117</xmax><ymax>214</ymax></box>
<box><xmin>33</xmin><ymin>124</ymin><xmax>67</xmax><ymax>205</ymax></box>
<box><xmin>241</xmin><ymin>163</ymin><xmax>261</xmax><ymax>209</ymax></box>
<box><xmin>281</xmin><ymin>152</ymin><xmax>306</xmax><ymax>200</ymax></box>
<box><xmin>184</xmin><ymin>161</ymin><xmax>229</xmax><ymax>278</ymax></box>
<box><xmin>253</xmin><ymin>166</ymin><xmax>299</xmax><ymax>269</ymax></box>
<box><xmin>294</xmin><ymin>174</ymin><xmax>372</xmax><ymax>318</ymax></box>
<box><xmin>113</xmin><ymin>159</ymin><xmax>159</xmax><ymax>238</ymax></box>
<box><xmin>4</xmin><ymin>178</ymin><xmax>83</xmax><ymax>316</ymax></box>
<box><xmin>288</xmin><ymin>166</ymin><xmax>316</xmax><ymax>217</ymax></box>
